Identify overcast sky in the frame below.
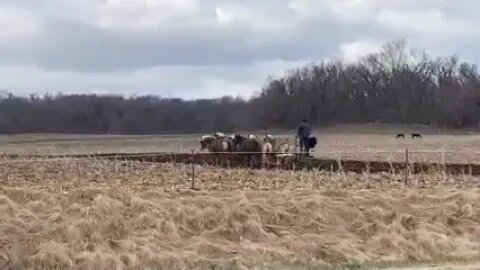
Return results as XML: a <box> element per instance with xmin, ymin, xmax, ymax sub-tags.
<box><xmin>1</xmin><ymin>0</ymin><xmax>479</xmax><ymax>99</ymax></box>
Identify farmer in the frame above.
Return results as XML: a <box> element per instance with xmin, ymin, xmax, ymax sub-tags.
<box><xmin>297</xmin><ymin>119</ymin><xmax>312</xmax><ymax>156</ymax></box>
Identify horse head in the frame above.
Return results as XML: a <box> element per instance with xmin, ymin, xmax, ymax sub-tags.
<box><xmin>200</xmin><ymin>135</ymin><xmax>215</xmax><ymax>150</ymax></box>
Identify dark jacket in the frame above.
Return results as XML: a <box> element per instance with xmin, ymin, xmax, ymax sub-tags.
<box><xmin>297</xmin><ymin>122</ymin><xmax>311</xmax><ymax>138</ymax></box>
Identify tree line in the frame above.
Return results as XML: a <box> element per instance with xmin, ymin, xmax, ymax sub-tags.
<box><xmin>0</xmin><ymin>39</ymin><xmax>479</xmax><ymax>134</ymax></box>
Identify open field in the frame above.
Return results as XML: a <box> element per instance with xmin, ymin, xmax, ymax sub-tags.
<box><xmin>2</xmin><ymin>131</ymin><xmax>480</xmax><ymax>269</ymax></box>
<box><xmin>1</xmin><ymin>158</ymin><xmax>480</xmax><ymax>269</ymax></box>
<box><xmin>1</xmin><ymin>131</ymin><xmax>480</xmax><ymax>164</ymax></box>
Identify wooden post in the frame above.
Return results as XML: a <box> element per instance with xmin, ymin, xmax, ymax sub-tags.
<box><xmin>191</xmin><ymin>149</ymin><xmax>196</xmax><ymax>190</ymax></box>
<box><xmin>442</xmin><ymin>151</ymin><xmax>446</xmax><ymax>182</ymax></box>
<box><xmin>405</xmin><ymin>147</ymin><xmax>409</xmax><ymax>184</ymax></box>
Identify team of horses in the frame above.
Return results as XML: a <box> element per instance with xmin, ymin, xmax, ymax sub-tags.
<box><xmin>199</xmin><ymin>132</ymin><xmax>316</xmax><ymax>168</ymax></box>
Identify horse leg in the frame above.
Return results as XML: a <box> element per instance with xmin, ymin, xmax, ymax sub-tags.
<box><xmin>253</xmin><ymin>153</ymin><xmax>258</xmax><ymax>168</ymax></box>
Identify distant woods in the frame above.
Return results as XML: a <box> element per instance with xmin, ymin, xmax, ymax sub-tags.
<box><xmin>253</xmin><ymin>39</ymin><xmax>480</xmax><ymax>130</ymax></box>
<box><xmin>1</xmin><ymin>39</ymin><xmax>480</xmax><ymax>134</ymax></box>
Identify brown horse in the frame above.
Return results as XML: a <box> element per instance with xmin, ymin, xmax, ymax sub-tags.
<box><xmin>199</xmin><ymin>135</ymin><xmax>216</xmax><ymax>151</ymax></box>
<box><xmin>199</xmin><ymin>134</ymin><xmax>235</xmax><ymax>166</ymax></box>
<box><xmin>232</xmin><ymin>134</ymin><xmax>271</xmax><ymax>167</ymax></box>
<box><xmin>200</xmin><ymin>133</ymin><xmax>237</xmax><ymax>152</ymax></box>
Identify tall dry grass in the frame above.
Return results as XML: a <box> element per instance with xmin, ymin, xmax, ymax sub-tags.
<box><xmin>1</xmin><ymin>158</ymin><xmax>480</xmax><ymax>269</ymax></box>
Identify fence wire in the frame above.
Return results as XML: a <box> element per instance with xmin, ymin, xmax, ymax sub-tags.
<box><xmin>1</xmin><ymin>149</ymin><xmax>480</xmax><ymax>190</ymax></box>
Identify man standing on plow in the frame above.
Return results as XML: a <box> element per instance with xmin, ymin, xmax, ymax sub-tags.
<box><xmin>297</xmin><ymin>119</ymin><xmax>312</xmax><ymax>157</ymax></box>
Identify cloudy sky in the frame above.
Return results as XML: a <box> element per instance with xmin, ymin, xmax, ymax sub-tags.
<box><xmin>1</xmin><ymin>0</ymin><xmax>479</xmax><ymax>99</ymax></box>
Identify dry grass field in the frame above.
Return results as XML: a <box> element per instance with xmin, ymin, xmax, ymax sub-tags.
<box><xmin>2</xmin><ymin>131</ymin><xmax>480</xmax><ymax>269</ymax></box>
<box><xmin>0</xmin><ymin>158</ymin><xmax>480</xmax><ymax>269</ymax></box>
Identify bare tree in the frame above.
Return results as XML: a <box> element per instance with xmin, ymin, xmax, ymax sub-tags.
<box><xmin>0</xmin><ymin>40</ymin><xmax>478</xmax><ymax>134</ymax></box>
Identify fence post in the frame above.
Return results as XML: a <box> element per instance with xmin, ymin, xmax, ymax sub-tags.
<box><xmin>191</xmin><ymin>149</ymin><xmax>196</xmax><ymax>190</ymax></box>
<box><xmin>442</xmin><ymin>151</ymin><xmax>446</xmax><ymax>182</ymax></box>
<box><xmin>405</xmin><ymin>147</ymin><xmax>409</xmax><ymax>185</ymax></box>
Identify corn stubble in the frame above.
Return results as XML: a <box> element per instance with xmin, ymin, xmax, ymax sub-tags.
<box><xmin>1</xmin><ymin>158</ymin><xmax>480</xmax><ymax>270</ymax></box>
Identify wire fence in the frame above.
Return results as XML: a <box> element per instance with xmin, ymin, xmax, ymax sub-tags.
<box><xmin>1</xmin><ymin>147</ymin><xmax>480</xmax><ymax>190</ymax></box>
<box><xmin>1</xmin><ymin>148</ymin><xmax>480</xmax><ymax>164</ymax></box>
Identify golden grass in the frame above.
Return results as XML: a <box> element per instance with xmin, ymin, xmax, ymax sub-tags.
<box><xmin>1</xmin><ymin>158</ymin><xmax>480</xmax><ymax>269</ymax></box>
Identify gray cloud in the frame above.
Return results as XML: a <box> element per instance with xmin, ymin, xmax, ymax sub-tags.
<box><xmin>3</xmin><ymin>17</ymin><xmax>341</xmax><ymax>72</ymax></box>
<box><xmin>0</xmin><ymin>0</ymin><xmax>479</xmax><ymax>97</ymax></box>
